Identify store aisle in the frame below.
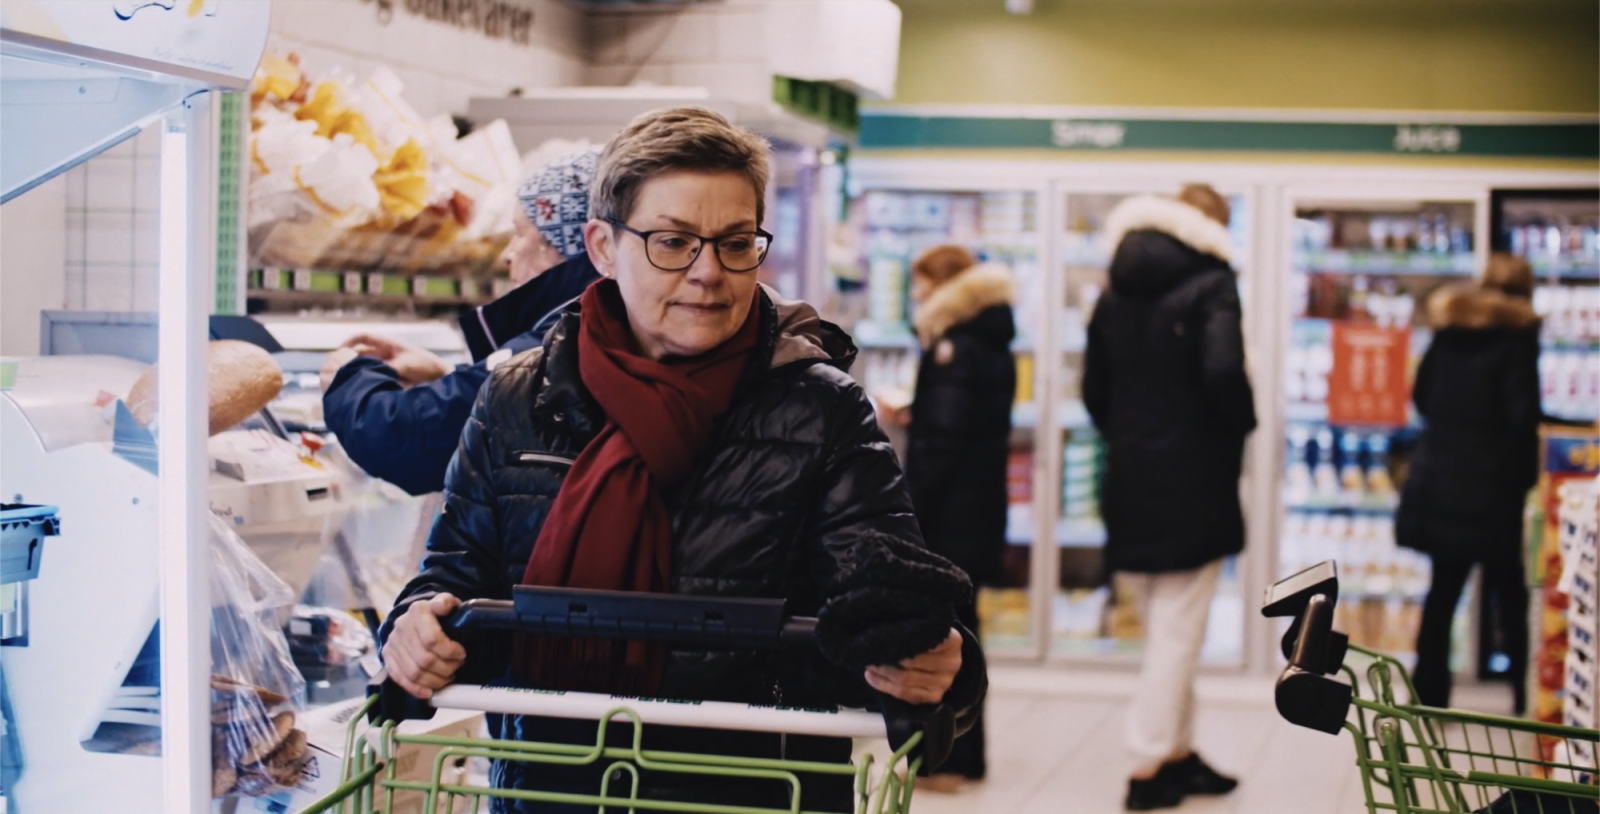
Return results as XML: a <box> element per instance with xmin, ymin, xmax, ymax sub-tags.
<box><xmin>909</xmin><ymin>666</ymin><xmax>1516</xmax><ymax>814</ymax></box>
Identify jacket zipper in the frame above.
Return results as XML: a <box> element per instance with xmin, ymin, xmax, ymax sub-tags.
<box><xmin>516</xmin><ymin>452</ymin><xmax>575</xmax><ymax>467</ymax></box>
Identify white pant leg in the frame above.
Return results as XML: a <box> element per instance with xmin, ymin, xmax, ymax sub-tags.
<box><xmin>1124</xmin><ymin>559</ymin><xmax>1224</xmax><ymax>772</ymax></box>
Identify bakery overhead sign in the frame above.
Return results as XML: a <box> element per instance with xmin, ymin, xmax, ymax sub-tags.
<box><xmin>361</xmin><ymin>0</ymin><xmax>535</xmax><ymax>45</ymax></box>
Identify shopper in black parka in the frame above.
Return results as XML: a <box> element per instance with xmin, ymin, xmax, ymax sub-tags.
<box><xmin>906</xmin><ymin>248</ymin><xmax>1017</xmax><ymax>589</ymax></box>
<box><xmin>1083</xmin><ymin>187</ymin><xmax>1254</xmax><ymax>811</ymax></box>
<box><xmin>903</xmin><ymin>247</ymin><xmax>1016</xmax><ymax>788</ymax></box>
<box><xmin>1398</xmin><ymin>253</ymin><xmax>1542</xmax><ymax>712</ymax></box>
<box><xmin>378</xmin><ymin>108</ymin><xmax>985</xmax><ymax>814</ymax></box>
<box><xmin>1083</xmin><ymin>193</ymin><xmax>1257</xmax><ymax>575</ymax></box>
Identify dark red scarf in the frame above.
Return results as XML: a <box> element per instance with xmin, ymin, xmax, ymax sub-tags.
<box><xmin>513</xmin><ymin>279</ymin><xmax>760</xmax><ymax>695</ymax></box>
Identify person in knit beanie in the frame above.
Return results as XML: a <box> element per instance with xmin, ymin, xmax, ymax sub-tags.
<box><xmin>320</xmin><ymin>149</ymin><xmax>602</xmax><ymax>496</ymax></box>
<box><xmin>508</xmin><ymin>148</ymin><xmax>600</xmax><ymax>279</ymax></box>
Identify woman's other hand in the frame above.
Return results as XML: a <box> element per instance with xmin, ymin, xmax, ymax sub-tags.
<box><xmin>863</xmin><ymin>628</ymin><xmax>963</xmax><ymax>705</ymax></box>
<box><xmin>342</xmin><ymin>333</ymin><xmax>452</xmax><ymax>386</ymax></box>
<box><xmin>382</xmin><ymin>593</ymin><xmax>467</xmax><ymax>699</ymax></box>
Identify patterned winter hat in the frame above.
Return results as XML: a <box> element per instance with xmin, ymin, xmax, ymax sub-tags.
<box><xmin>516</xmin><ymin>147</ymin><xmax>600</xmax><ymax>260</ymax></box>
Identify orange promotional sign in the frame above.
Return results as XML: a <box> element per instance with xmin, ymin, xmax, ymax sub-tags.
<box><xmin>1328</xmin><ymin>323</ymin><xmax>1410</xmax><ymax>427</ymax></box>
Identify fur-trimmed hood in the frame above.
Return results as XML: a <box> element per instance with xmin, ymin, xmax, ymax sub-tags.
<box><xmin>1426</xmin><ymin>284</ymin><xmax>1541</xmax><ymax>331</ymax></box>
<box><xmin>913</xmin><ymin>263</ymin><xmax>1015</xmax><ymax>348</ymax></box>
<box><xmin>1105</xmin><ymin>195</ymin><xmax>1234</xmax><ymax>264</ymax></box>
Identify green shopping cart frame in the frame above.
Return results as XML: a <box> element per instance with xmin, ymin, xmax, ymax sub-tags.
<box><xmin>1267</xmin><ymin>562</ymin><xmax>1598</xmax><ymax>814</ymax></box>
<box><xmin>299</xmin><ymin>587</ymin><xmax>936</xmax><ymax>814</ymax></box>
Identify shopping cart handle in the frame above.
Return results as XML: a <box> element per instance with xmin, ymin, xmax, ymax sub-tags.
<box><xmin>1273</xmin><ymin>593</ymin><xmax>1353</xmax><ymax>735</ymax></box>
<box><xmin>436</xmin><ymin>588</ymin><xmax>819</xmax><ymax>650</ymax></box>
<box><xmin>373</xmin><ymin>588</ymin><xmax>822</xmax><ymax>722</ymax></box>
<box><xmin>1262</xmin><ymin>561</ymin><xmax>1348</xmax><ymax>676</ymax></box>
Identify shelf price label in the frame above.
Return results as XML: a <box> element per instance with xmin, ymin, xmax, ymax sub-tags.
<box><xmin>1328</xmin><ymin>323</ymin><xmax>1410</xmax><ymax>427</ymax></box>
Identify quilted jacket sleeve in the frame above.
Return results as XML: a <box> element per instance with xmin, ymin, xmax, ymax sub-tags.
<box><xmin>377</xmin><ymin>364</ymin><xmax>517</xmax><ymax>684</ymax></box>
<box><xmin>322</xmin><ymin>357</ymin><xmax>489</xmax><ymax>497</ymax></box>
<box><xmin>805</xmin><ymin>380</ymin><xmax>988</xmax><ymax>733</ymax></box>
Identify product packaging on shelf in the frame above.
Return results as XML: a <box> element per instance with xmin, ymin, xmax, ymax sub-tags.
<box><xmin>246</xmin><ymin>54</ymin><xmax>521</xmax><ymax>292</ymax></box>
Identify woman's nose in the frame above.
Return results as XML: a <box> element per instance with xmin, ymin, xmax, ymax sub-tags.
<box><xmin>683</xmin><ymin>243</ymin><xmax>728</xmax><ymax>285</ymax></box>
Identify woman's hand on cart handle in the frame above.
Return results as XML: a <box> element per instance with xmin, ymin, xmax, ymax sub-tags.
<box><xmin>863</xmin><ymin>628</ymin><xmax>963</xmax><ymax>705</ymax></box>
<box><xmin>383</xmin><ymin>593</ymin><xmax>468</xmax><ymax>700</ymax></box>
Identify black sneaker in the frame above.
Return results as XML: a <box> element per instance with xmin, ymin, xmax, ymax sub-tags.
<box><xmin>1168</xmin><ymin>753</ymin><xmax>1238</xmax><ymax>796</ymax></box>
<box><xmin>1125</xmin><ymin>772</ymin><xmax>1185</xmax><ymax>811</ymax></box>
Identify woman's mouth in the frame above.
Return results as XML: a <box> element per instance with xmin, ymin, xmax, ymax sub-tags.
<box><xmin>672</xmin><ymin>302</ymin><xmax>729</xmax><ymax>313</ymax></box>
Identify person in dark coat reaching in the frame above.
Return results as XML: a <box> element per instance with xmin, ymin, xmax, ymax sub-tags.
<box><xmin>320</xmin><ymin>150</ymin><xmax>602</xmax><ymax>495</ymax></box>
<box><xmin>1398</xmin><ymin>252</ymin><xmax>1542</xmax><ymax>713</ymax></box>
<box><xmin>1083</xmin><ymin>185</ymin><xmax>1255</xmax><ymax>811</ymax></box>
<box><xmin>902</xmin><ymin>245</ymin><xmax>1016</xmax><ymax>790</ymax></box>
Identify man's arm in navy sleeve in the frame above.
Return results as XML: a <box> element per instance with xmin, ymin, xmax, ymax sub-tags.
<box><xmin>322</xmin><ymin>358</ymin><xmax>490</xmax><ymax>496</ymax></box>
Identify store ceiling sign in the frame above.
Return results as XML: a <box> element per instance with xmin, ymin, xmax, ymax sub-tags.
<box><xmin>860</xmin><ymin>114</ymin><xmax>1599</xmax><ymax>159</ymax></box>
<box><xmin>361</xmin><ymin>0</ymin><xmax>535</xmax><ymax>45</ymax></box>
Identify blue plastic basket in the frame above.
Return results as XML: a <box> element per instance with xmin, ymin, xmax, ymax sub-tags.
<box><xmin>1</xmin><ymin>504</ymin><xmax>60</xmax><ymax>584</ymax></box>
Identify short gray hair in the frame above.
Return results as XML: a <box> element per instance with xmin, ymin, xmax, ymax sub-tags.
<box><xmin>590</xmin><ymin>107</ymin><xmax>771</xmax><ymax>226</ymax></box>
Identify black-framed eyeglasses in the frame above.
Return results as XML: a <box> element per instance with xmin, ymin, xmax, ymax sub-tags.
<box><xmin>607</xmin><ymin>219</ymin><xmax>772</xmax><ymax>273</ymax></box>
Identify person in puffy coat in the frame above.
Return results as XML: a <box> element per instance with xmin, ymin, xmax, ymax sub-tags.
<box><xmin>320</xmin><ymin>150</ymin><xmax>602</xmax><ymax>495</ymax></box>
<box><xmin>1083</xmin><ymin>185</ymin><xmax>1255</xmax><ymax>811</ymax></box>
<box><xmin>379</xmin><ymin>107</ymin><xmax>987</xmax><ymax>814</ymax></box>
<box><xmin>1398</xmin><ymin>253</ymin><xmax>1542</xmax><ymax>713</ymax></box>
<box><xmin>901</xmin><ymin>245</ymin><xmax>1015</xmax><ymax>790</ymax></box>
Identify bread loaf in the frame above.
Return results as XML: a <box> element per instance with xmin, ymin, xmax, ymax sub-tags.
<box><xmin>127</xmin><ymin>340</ymin><xmax>282</xmax><ymax>435</ymax></box>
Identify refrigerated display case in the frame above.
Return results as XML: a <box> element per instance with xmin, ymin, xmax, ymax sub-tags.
<box><xmin>833</xmin><ymin>185</ymin><xmax>1043</xmax><ymax>654</ymax></box>
<box><xmin>1487</xmin><ymin>188</ymin><xmax>1599</xmax><ymax>685</ymax></box>
<box><xmin>1275</xmin><ymin>195</ymin><xmax>1482</xmax><ymax>670</ymax></box>
<box><xmin>1491</xmin><ymin>189</ymin><xmax>1600</xmax><ymax>426</ymax></box>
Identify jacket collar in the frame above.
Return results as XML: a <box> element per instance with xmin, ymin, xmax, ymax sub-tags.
<box><xmin>913</xmin><ymin>263</ymin><xmax>1014</xmax><ymax>348</ymax></box>
<box><xmin>1104</xmin><ymin>195</ymin><xmax>1234</xmax><ymax>264</ymax></box>
<box><xmin>459</xmin><ymin>253</ymin><xmax>601</xmax><ymax>363</ymax></box>
<box><xmin>1426</xmin><ymin>284</ymin><xmax>1541</xmax><ymax>330</ymax></box>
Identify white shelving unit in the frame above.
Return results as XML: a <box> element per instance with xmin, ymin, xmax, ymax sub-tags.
<box><xmin>0</xmin><ymin>5</ymin><xmax>268</xmax><ymax>811</ymax></box>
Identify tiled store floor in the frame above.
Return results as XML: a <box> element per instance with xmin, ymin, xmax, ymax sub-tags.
<box><xmin>908</xmin><ymin>665</ymin><xmax>1518</xmax><ymax>814</ymax></box>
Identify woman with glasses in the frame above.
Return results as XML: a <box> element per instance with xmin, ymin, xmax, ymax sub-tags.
<box><xmin>378</xmin><ymin>107</ymin><xmax>987</xmax><ymax>813</ymax></box>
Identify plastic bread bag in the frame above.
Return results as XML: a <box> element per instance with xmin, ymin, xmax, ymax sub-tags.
<box><xmin>208</xmin><ymin>512</ymin><xmax>313</xmax><ymax>798</ymax></box>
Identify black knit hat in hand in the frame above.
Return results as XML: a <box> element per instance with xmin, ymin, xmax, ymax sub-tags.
<box><xmin>815</xmin><ymin>531</ymin><xmax>973</xmax><ymax>673</ymax></box>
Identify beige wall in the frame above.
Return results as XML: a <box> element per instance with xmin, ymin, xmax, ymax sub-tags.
<box><xmin>267</xmin><ymin>0</ymin><xmax>588</xmax><ymax>119</ymax></box>
<box><xmin>892</xmin><ymin>0</ymin><xmax>1599</xmax><ymax>114</ymax></box>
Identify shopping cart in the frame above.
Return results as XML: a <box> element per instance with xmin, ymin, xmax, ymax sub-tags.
<box><xmin>300</xmin><ymin>587</ymin><xmax>947</xmax><ymax>814</ymax></box>
<box><xmin>1265</xmin><ymin>562</ymin><xmax>1599</xmax><ymax>814</ymax></box>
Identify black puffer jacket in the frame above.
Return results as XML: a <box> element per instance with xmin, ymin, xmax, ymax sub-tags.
<box><xmin>1083</xmin><ymin>196</ymin><xmax>1257</xmax><ymax>574</ymax></box>
<box><xmin>383</xmin><ymin>288</ymin><xmax>985</xmax><ymax>812</ymax></box>
<box><xmin>1396</xmin><ymin>284</ymin><xmax>1542</xmax><ymax>564</ymax></box>
<box><xmin>906</xmin><ymin>264</ymin><xmax>1017</xmax><ymax>586</ymax></box>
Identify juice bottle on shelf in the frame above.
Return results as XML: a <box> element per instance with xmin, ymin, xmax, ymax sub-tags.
<box><xmin>1285</xmin><ymin>425</ymin><xmax>1314</xmax><ymax>505</ymax></box>
<box><xmin>1540</xmin><ymin>349</ymin><xmax>1561</xmax><ymax>415</ymax></box>
<box><xmin>1557</xmin><ymin>351</ymin><xmax>1584</xmax><ymax>418</ymax></box>
<box><xmin>1450</xmin><ymin>222</ymin><xmax>1471</xmax><ymax>255</ymax></box>
<box><xmin>1349</xmin><ymin>275</ymin><xmax>1373</xmax><ymax>322</ymax></box>
<box><xmin>1348</xmin><ymin>516</ymin><xmax>1376</xmax><ymax>592</ymax></box>
<box><xmin>1313</xmin><ymin>427</ymin><xmax>1340</xmax><ymax>503</ymax></box>
<box><xmin>1339</xmin><ymin>431</ymin><xmax>1367</xmax><ymax>506</ymax></box>
<box><xmin>1365</xmin><ymin>433</ymin><xmax>1397</xmax><ymax>505</ymax></box>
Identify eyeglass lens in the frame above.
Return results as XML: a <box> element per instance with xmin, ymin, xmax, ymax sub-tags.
<box><xmin>646</xmin><ymin>231</ymin><xmax>769</xmax><ymax>272</ymax></box>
